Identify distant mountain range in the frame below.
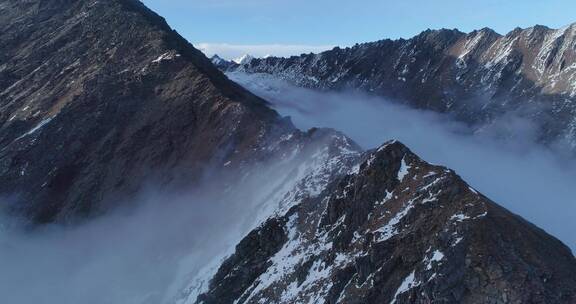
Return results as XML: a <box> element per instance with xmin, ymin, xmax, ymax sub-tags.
<box><xmin>0</xmin><ymin>0</ymin><xmax>574</xmax><ymax>303</ymax></box>
<box><xmin>221</xmin><ymin>24</ymin><xmax>576</xmax><ymax>152</ymax></box>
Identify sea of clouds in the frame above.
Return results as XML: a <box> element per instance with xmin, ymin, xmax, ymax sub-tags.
<box><xmin>228</xmin><ymin>71</ymin><xmax>576</xmax><ymax>253</ymax></box>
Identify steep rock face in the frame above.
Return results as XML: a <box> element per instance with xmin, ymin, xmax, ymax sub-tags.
<box><xmin>0</xmin><ymin>0</ymin><xmax>295</xmax><ymax>222</ymax></box>
<box><xmin>193</xmin><ymin>141</ymin><xmax>576</xmax><ymax>304</ymax></box>
<box><xmin>171</xmin><ymin>127</ymin><xmax>363</xmax><ymax>304</ymax></box>
<box><xmin>233</xmin><ymin>25</ymin><xmax>576</xmax><ymax>149</ymax></box>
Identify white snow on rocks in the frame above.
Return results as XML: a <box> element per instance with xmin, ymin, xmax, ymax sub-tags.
<box><xmin>376</xmin><ymin>191</ymin><xmax>394</xmax><ymax>206</ymax></box>
<box><xmin>16</xmin><ymin>117</ymin><xmax>54</xmax><ymax>140</ymax></box>
<box><xmin>397</xmin><ymin>156</ymin><xmax>411</xmax><ymax>182</ymax></box>
<box><xmin>390</xmin><ymin>271</ymin><xmax>420</xmax><ymax>304</ymax></box>
<box><xmin>152</xmin><ymin>51</ymin><xmax>181</xmax><ymax>63</ymax></box>
<box><xmin>424</xmin><ymin>249</ymin><xmax>445</xmax><ymax>271</ymax></box>
<box><xmin>452</xmin><ymin>236</ymin><xmax>464</xmax><ymax>247</ymax></box>
<box><xmin>233</xmin><ymin>54</ymin><xmax>254</xmax><ymax>65</ymax></box>
<box><xmin>468</xmin><ymin>186</ymin><xmax>478</xmax><ymax>194</ymax></box>
<box><xmin>239</xmin><ymin>214</ymin><xmax>338</xmax><ymax>304</ymax></box>
<box><xmin>450</xmin><ymin>212</ymin><xmax>471</xmax><ymax>222</ymax></box>
<box><xmin>375</xmin><ymin>198</ymin><xmax>416</xmax><ymax>242</ymax></box>
<box><xmin>376</xmin><ymin>139</ymin><xmax>397</xmax><ymax>152</ymax></box>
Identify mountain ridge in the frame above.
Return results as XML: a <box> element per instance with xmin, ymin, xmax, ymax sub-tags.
<box><xmin>0</xmin><ymin>1</ymin><xmax>574</xmax><ymax>303</ymax></box>
<box><xmin>0</xmin><ymin>0</ymin><xmax>289</xmax><ymax>222</ymax></box>
<box><xmin>188</xmin><ymin>140</ymin><xmax>576</xmax><ymax>304</ymax></box>
<box><xmin>227</xmin><ymin>22</ymin><xmax>576</xmax><ymax>151</ymax></box>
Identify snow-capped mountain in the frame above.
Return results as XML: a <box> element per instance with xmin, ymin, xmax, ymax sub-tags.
<box><xmin>210</xmin><ymin>54</ymin><xmax>238</xmax><ymax>70</ymax></box>
<box><xmin>0</xmin><ymin>1</ymin><xmax>574</xmax><ymax>303</ymax></box>
<box><xmin>233</xmin><ymin>54</ymin><xmax>255</xmax><ymax>65</ymax></box>
<box><xmin>210</xmin><ymin>54</ymin><xmax>226</xmax><ymax>65</ymax></box>
<box><xmin>230</xmin><ymin>25</ymin><xmax>576</xmax><ymax>151</ymax></box>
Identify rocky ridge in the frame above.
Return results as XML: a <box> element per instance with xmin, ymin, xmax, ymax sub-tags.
<box><xmin>0</xmin><ymin>0</ymin><xmax>298</xmax><ymax>222</ymax></box>
<box><xmin>0</xmin><ymin>1</ymin><xmax>575</xmax><ymax>303</ymax></box>
<box><xmin>189</xmin><ymin>141</ymin><xmax>576</xmax><ymax>304</ymax></box>
<box><xmin>210</xmin><ymin>55</ymin><xmax>238</xmax><ymax>71</ymax></box>
<box><xmin>231</xmin><ymin>25</ymin><xmax>576</xmax><ymax>150</ymax></box>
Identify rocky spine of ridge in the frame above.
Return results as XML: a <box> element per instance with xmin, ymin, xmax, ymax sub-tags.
<box><xmin>190</xmin><ymin>141</ymin><xmax>576</xmax><ymax>304</ymax></box>
<box><xmin>0</xmin><ymin>0</ymin><xmax>337</xmax><ymax>223</ymax></box>
<box><xmin>232</xmin><ymin>25</ymin><xmax>576</xmax><ymax>150</ymax></box>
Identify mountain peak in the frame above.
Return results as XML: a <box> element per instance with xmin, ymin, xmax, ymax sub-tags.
<box><xmin>233</xmin><ymin>54</ymin><xmax>255</xmax><ymax>64</ymax></box>
<box><xmin>2</xmin><ymin>2</ymin><xmax>575</xmax><ymax>303</ymax></box>
<box><xmin>193</xmin><ymin>137</ymin><xmax>576</xmax><ymax>303</ymax></box>
<box><xmin>210</xmin><ymin>54</ymin><xmax>226</xmax><ymax>64</ymax></box>
<box><xmin>0</xmin><ymin>0</ymin><xmax>282</xmax><ymax>222</ymax></box>
<box><xmin>210</xmin><ymin>54</ymin><xmax>238</xmax><ymax>70</ymax></box>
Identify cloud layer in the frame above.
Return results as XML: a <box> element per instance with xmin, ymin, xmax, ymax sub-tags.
<box><xmin>0</xmin><ymin>70</ymin><xmax>573</xmax><ymax>304</ymax></box>
<box><xmin>228</xmin><ymin>71</ymin><xmax>576</xmax><ymax>252</ymax></box>
<box><xmin>0</xmin><ymin>130</ymin><xmax>339</xmax><ymax>304</ymax></box>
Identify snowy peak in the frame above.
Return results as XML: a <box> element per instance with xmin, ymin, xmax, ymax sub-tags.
<box><xmin>210</xmin><ymin>54</ymin><xmax>237</xmax><ymax>70</ymax></box>
<box><xmin>233</xmin><ymin>54</ymin><xmax>255</xmax><ymax>65</ymax></box>
<box><xmin>210</xmin><ymin>54</ymin><xmax>225</xmax><ymax>65</ymax></box>
<box><xmin>3</xmin><ymin>2</ymin><xmax>576</xmax><ymax>303</ymax></box>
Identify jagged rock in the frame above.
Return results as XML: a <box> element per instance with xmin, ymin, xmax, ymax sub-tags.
<box><xmin>232</xmin><ymin>25</ymin><xmax>576</xmax><ymax>150</ymax></box>
<box><xmin>194</xmin><ymin>141</ymin><xmax>576</xmax><ymax>304</ymax></box>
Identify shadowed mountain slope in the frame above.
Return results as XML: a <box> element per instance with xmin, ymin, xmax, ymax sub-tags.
<box><xmin>0</xmin><ymin>0</ymin><xmax>292</xmax><ymax>222</ymax></box>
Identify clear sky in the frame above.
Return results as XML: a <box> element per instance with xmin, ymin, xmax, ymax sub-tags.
<box><xmin>143</xmin><ymin>0</ymin><xmax>576</xmax><ymax>59</ymax></box>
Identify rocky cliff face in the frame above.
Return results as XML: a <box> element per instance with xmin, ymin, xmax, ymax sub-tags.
<box><xmin>233</xmin><ymin>25</ymin><xmax>576</xmax><ymax>150</ymax></box>
<box><xmin>190</xmin><ymin>141</ymin><xmax>576</xmax><ymax>304</ymax></box>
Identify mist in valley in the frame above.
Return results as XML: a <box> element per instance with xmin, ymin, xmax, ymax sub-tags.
<box><xmin>228</xmin><ymin>71</ymin><xmax>576</xmax><ymax>252</ymax></box>
<box><xmin>0</xmin><ymin>184</ymin><xmax>245</xmax><ymax>304</ymax></box>
<box><xmin>0</xmin><ymin>69</ymin><xmax>573</xmax><ymax>304</ymax></box>
<box><xmin>0</xmin><ymin>142</ymin><xmax>335</xmax><ymax>304</ymax></box>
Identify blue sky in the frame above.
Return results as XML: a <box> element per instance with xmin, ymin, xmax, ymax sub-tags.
<box><xmin>143</xmin><ymin>0</ymin><xmax>576</xmax><ymax>59</ymax></box>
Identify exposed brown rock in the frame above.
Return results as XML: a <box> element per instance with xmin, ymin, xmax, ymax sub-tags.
<box><xmin>0</xmin><ymin>0</ymin><xmax>290</xmax><ymax>222</ymax></box>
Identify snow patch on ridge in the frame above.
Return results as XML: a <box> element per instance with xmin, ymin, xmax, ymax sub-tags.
<box><xmin>152</xmin><ymin>51</ymin><xmax>180</xmax><ymax>63</ymax></box>
<box><xmin>424</xmin><ymin>249</ymin><xmax>445</xmax><ymax>271</ymax></box>
<box><xmin>233</xmin><ymin>54</ymin><xmax>254</xmax><ymax>65</ymax></box>
<box><xmin>391</xmin><ymin>271</ymin><xmax>420</xmax><ymax>304</ymax></box>
<box><xmin>16</xmin><ymin>117</ymin><xmax>54</xmax><ymax>140</ymax></box>
<box><xmin>397</xmin><ymin>156</ymin><xmax>411</xmax><ymax>181</ymax></box>
<box><xmin>374</xmin><ymin>198</ymin><xmax>417</xmax><ymax>242</ymax></box>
